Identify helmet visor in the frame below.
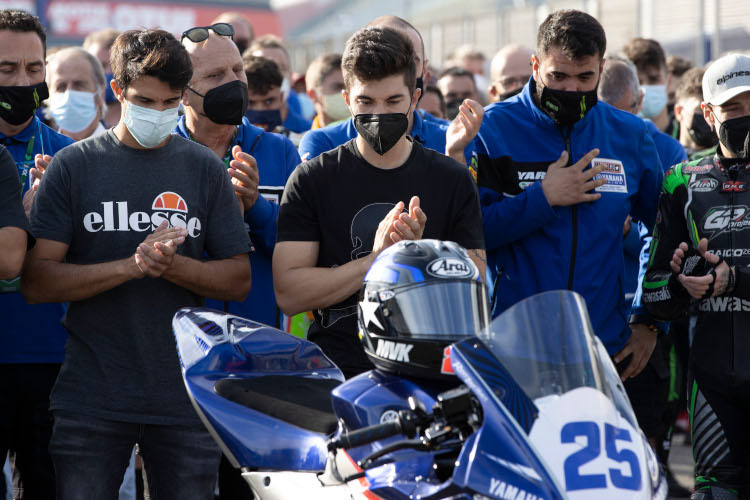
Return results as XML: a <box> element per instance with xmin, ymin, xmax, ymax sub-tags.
<box><xmin>378</xmin><ymin>280</ymin><xmax>489</xmax><ymax>339</ymax></box>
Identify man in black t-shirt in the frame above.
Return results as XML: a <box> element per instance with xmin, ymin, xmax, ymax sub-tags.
<box><xmin>274</xmin><ymin>27</ymin><xmax>485</xmax><ymax>378</ymax></box>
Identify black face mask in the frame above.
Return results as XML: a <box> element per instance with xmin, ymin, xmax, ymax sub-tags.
<box><xmin>716</xmin><ymin>114</ymin><xmax>750</xmax><ymax>159</ymax></box>
<box><xmin>189</xmin><ymin>80</ymin><xmax>248</xmax><ymax>125</ymax></box>
<box><xmin>688</xmin><ymin>112</ymin><xmax>719</xmax><ymax>149</ymax></box>
<box><xmin>354</xmin><ymin>112</ymin><xmax>409</xmax><ymax>156</ymax></box>
<box><xmin>535</xmin><ymin>76</ymin><xmax>598</xmax><ymax>127</ymax></box>
<box><xmin>0</xmin><ymin>82</ymin><xmax>49</xmax><ymax>126</ymax></box>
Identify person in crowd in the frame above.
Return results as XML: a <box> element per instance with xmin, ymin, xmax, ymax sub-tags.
<box><xmin>598</xmin><ymin>54</ymin><xmax>690</xmax><ymax>498</ymax></box>
<box><xmin>600</xmin><ymin>55</ymin><xmax>687</xmax><ymax>172</ymax></box>
<box><xmin>667</xmin><ymin>54</ymin><xmax>694</xmax><ymax>116</ymax></box>
<box><xmin>437</xmin><ymin>67</ymin><xmax>481</xmax><ymax>120</ymax></box>
<box><xmin>642</xmin><ymin>52</ymin><xmax>750</xmax><ymax>500</ymax></box>
<box><xmin>178</xmin><ymin>27</ymin><xmax>299</xmax><ymax>329</ymax></box>
<box><xmin>249</xmin><ymin>35</ymin><xmax>312</xmax><ymax>133</ymax></box>
<box><xmin>674</xmin><ymin>67</ymin><xmax>719</xmax><ymax>160</ymax></box>
<box><xmin>0</xmin><ymin>143</ymin><xmax>34</xmax><ymax>500</ymax></box>
<box><xmin>0</xmin><ymin>10</ymin><xmax>74</xmax><ymax>499</ymax></box>
<box><xmin>211</xmin><ymin>11</ymin><xmax>253</xmax><ymax>55</ymax></box>
<box><xmin>83</xmin><ymin>28</ymin><xmax>121</xmax><ymax>127</ymax></box>
<box><xmin>22</xmin><ymin>28</ymin><xmax>252</xmax><ymax>499</ymax></box>
<box><xmin>45</xmin><ymin>47</ymin><xmax>108</xmax><ymax>141</ymax></box>
<box><xmin>305</xmin><ymin>53</ymin><xmax>348</xmax><ymax>129</ymax></box>
<box><xmin>300</xmin><ymin>16</ymin><xmax>482</xmax><ymax>166</ymax></box>
<box><xmin>473</xmin><ymin>10</ymin><xmax>662</xmax><ymax>381</ymax></box>
<box><xmin>242</xmin><ymin>54</ymin><xmax>304</xmax><ymax>145</ymax></box>
<box><xmin>273</xmin><ymin>26</ymin><xmax>485</xmax><ymax>379</ymax></box>
<box><xmin>418</xmin><ymin>85</ymin><xmax>446</xmax><ymax>120</ymax></box>
<box><xmin>488</xmin><ymin>44</ymin><xmax>534</xmax><ymax>102</ymax></box>
<box><xmin>178</xmin><ymin>26</ymin><xmax>299</xmax><ymax>498</ymax></box>
<box><xmin>449</xmin><ymin>44</ymin><xmax>489</xmax><ymax>103</ymax></box>
<box><xmin>623</xmin><ymin>37</ymin><xmax>679</xmax><ymax>138</ymax></box>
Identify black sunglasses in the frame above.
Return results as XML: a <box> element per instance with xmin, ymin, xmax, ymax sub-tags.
<box><xmin>181</xmin><ymin>23</ymin><xmax>234</xmax><ymax>43</ymax></box>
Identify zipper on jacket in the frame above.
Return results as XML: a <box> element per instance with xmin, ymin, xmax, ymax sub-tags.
<box><xmin>561</xmin><ymin>127</ymin><xmax>576</xmax><ymax>290</ymax></box>
<box><xmin>729</xmin><ymin>167</ymin><xmax>736</xmax><ymax>372</ymax></box>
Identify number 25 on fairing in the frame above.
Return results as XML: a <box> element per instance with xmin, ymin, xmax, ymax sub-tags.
<box><xmin>561</xmin><ymin>421</ymin><xmax>641</xmax><ymax>491</ymax></box>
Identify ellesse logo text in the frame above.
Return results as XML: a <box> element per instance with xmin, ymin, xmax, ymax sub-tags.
<box><xmin>83</xmin><ymin>192</ymin><xmax>201</xmax><ymax>237</ymax></box>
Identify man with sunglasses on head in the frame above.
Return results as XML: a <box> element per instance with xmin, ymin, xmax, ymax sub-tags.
<box><xmin>22</xmin><ymin>29</ymin><xmax>252</xmax><ymax>500</ymax></box>
<box><xmin>177</xmin><ymin>27</ymin><xmax>299</xmax><ymax>342</ymax></box>
<box><xmin>0</xmin><ymin>9</ymin><xmax>74</xmax><ymax>499</ymax></box>
<box><xmin>643</xmin><ymin>53</ymin><xmax>750</xmax><ymax>500</ymax></box>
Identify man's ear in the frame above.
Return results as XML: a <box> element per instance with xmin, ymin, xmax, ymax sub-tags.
<box><xmin>636</xmin><ymin>90</ymin><xmax>644</xmax><ymax>114</ymax></box>
<box><xmin>422</xmin><ymin>60</ymin><xmax>431</xmax><ymax>84</ymax></box>
<box><xmin>412</xmin><ymin>87</ymin><xmax>422</xmax><ymax>110</ymax></box>
<box><xmin>489</xmin><ymin>85</ymin><xmax>498</xmax><ymax>98</ymax></box>
<box><xmin>111</xmin><ymin>79</ymin><xmax>124</xmax><ymax>104</ymax></box>
<box><xmin>531</xmin><ymin>54</ymin><xmax>540</xmax><ymax>81</ymax></box>
<box><xmin>674</xmin><ymin>103</ymin><xmax>684</xmax><ymax>123</ymax></box>
<box><xmin>343</xmin><ymin>89</ymin><xmax>350</xmax><ymax>107</ymax></box>
<box><xmin>307</xmin><ymin>87</ymin><xmax>318</xmax><ymax>104</ymax></box>
<box><xmin>702</xmin><ymin>102</ymin><xmax>715</xmax><ymax>128</ymax></box>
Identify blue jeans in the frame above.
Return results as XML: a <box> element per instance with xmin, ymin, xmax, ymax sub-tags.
<box><xmin>49</xmin><ymin>411</ymin><xmax>220</xmax><ymax>500</ymax></box>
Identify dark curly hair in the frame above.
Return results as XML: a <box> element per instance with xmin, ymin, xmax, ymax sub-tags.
<box><xmin>537</xmin><ymin>9</ymin><xmax>606</xmax><ymax>61</ymax></box>
<box><xmin>0</xmin><ymin>9</ymin><xmax>46</xmax><ymax>56</ymax></box>
<box><xmin>242</xmin><ymin>54</ymin><xmax>283</xmax><ymax>95</ymax></box>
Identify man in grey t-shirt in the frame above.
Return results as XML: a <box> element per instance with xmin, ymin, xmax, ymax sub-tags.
<box><xmin>22</xmin><ymin>29</ymin><xmax>252</xmax><ymax>500</ymax></box>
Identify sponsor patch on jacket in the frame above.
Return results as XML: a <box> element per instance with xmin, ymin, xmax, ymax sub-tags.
<box><xmin>592</xmin><ymin>158</ymin><xmax>627</xmax><ymax>193</ymax></box>
<box><xmin>689</xmin><ymin>178</ymin><xmax>719</xmax><ymax>192</ymax></box>
<box><xmin>721</xmin><ymin>180</ymin><xmax>747</xmax><ymax>193</ymax></box>
<box><xmin>683</xmin><ymin>163</ymin><xmax>713</xmax><ymax>173</ymax></box>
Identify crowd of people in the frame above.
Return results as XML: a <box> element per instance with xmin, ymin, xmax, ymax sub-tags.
<box><xmin>0</xmin><ymin>5</ymin><xmax>749</xmax><ymax>500</ymax></box>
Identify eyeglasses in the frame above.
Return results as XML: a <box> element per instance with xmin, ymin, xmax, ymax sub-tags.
<box><xmin>181</xmin><ymin>23</ymin><xmax>234</xmax><ymax>43</ymax></box>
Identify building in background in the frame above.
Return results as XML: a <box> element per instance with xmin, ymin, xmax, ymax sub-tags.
<box><xmin>0</xmin><ymin>0</ymin><xmax>281</xmax><ymax>45</ymax></box>
<box><xmin>279</xmin><ymin>0</ymin><xmax>750</xmax><ymax>75</ymax></box>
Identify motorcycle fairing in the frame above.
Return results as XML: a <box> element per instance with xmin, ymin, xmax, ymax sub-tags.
<box><xmin>174</xmin><ymin>308</ymin><xmax>344</xmax><ymax>471</ymax></box>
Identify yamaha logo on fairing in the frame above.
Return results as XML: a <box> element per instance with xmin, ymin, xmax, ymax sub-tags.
<box><xmin>427</xmin><ymin>258</ymin><xmax>474</xmax><ymax>278</ymax></box>
<box><xmin>376</xmin><ymin>340</ymin><xmax>413</xmax><ymax>362</ymax></box>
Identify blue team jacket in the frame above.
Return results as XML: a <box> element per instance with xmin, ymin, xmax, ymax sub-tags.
<box><xmin>474</xmin><ymin>80</ymin><xmax>663</xmax><ymax>355</ymax></box>
<box><xmin>0</xmin><ymin>118</ymin><xmax>73</xmax><ymax>364</ymax></box>
<box><xmin>298</xmin><ymin>109</ymin><xmax>468</xmax><ymax>162</ymax></box>
<box><xmin>174</xmin><ymin>117</ymin><xmax>301</xmax><ymax>326</ymax></box>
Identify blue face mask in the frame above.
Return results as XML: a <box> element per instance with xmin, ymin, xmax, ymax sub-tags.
<box><xmin>245</xmin><ymin>109</ymin><xmax>283</xmax><ymax>132</ymax></box>
<box><xmin>104</xmin><ymin>73</ymin><xmax>117</xmax><ymax>104</ymax></box>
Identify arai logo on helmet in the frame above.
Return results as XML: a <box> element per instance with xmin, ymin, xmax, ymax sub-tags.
<box><xmin>427</xmin><ymin>258</ymin><xmax>474</xmax><ymax>278</ymax></box>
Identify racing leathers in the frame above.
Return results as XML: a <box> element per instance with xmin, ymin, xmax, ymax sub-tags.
<box><xmin>643</xmin><ymin>153</ymin><xmax>750</xmax><ymax>493</ymax></box>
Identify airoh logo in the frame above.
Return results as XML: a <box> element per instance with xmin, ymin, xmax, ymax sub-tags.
<box><xmin>427</xmin><ymin>258</ymin><xmax>474</xmax><ymax>278</ymax></box>
<box><xmin>83</xmin><ymin>191</ymin><xmax>202</xmax><ymax>237</ymax></box>
<box><xmin>689</xmin><ymin>178</ymin><xmax>719</xmax><ymax>192</ymax></box>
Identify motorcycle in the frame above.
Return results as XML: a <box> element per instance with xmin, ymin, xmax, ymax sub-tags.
<box><xmin>173</xmin><ymin>290</ymin><xmax>666</xmax><ymax>499</ymax></box>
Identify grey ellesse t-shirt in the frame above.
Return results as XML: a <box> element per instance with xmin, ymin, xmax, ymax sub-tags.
<box><xmin>30</xmin><ymin>130</ymin><xmax>251</xmax><ymax>424</ymax></box>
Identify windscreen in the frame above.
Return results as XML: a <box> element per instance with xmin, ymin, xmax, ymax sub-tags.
<box><xmin>477</xmin><ymin>291</ymin><xmax>611</xmax><ymax>401</ymax></box>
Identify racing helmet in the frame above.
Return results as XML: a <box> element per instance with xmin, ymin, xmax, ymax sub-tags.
<box><xmin>358</xmin><ymin>239</ymin><xmax>489</xmax><ymax>380</ymax></box>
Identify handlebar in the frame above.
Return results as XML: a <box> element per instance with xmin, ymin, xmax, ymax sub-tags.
<box><xmin>327</xmin><ymin>410</ymin><xmax>419</xmax><ymax>452</ymax></box>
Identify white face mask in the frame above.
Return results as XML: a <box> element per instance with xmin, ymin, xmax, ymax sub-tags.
<box><xmin>123</xmin><ymin>101</ymin><xmax>179</xmax><ymax>148</ymax></box>
<box><xmin>640</xmin><ymin>84</ymin><xmax>667</xmax><ymax>119</ymax></box>
<box><xmin>322</xmin><ymin>92</ymin><xmax>350</xmax><ymax>122</ymax></box>
<box><xmin>48</xmin><ymin>89</ymin><xmax>98</xmax><ymax>134</ymax></box>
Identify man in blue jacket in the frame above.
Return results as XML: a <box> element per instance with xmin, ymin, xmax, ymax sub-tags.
<box><xmin>0</xmin><ymin>10</ymin><xmax>73</xmax><ymax>498</ymax></box>
<box><xmin>299</xmin><ymin>15</ymin><xmax>481</xmax><ymax>165</ymax></box>
<box><xmin>178</xmin><ymin>27</ymin><xmax>300</xmax><ymax>328</ymax></box>
<box><xmin>474</xmin><ymin>9</ymin><xmax>663</xmax><ymax>380</ymax></box>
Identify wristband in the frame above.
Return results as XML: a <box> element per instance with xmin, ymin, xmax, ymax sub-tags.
<box><xmin>727</xmin><ymin>266</ymin><xmax>736</xmax><ymax>293</ymax></box>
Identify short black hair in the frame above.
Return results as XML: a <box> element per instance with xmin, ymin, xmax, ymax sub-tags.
<box><xmin>0</xmin><ymin>10</ymin><xmax>46</xmax><ymax>56</ymax></box>
<box><xmin>536</xmin><ymin>9</ymin><xmax>606</xmax><ymax>61</ymax></box>
<box><xmin>439</xmin><ymin>66</ymin><xmax>477</xmax><ymax>89</ymax></box>
<box><xmin>242</xmin><ymin>54</ymin><xmax>283</xmax><ymax>95</ymax></box>
<box><xmin>366</xmin><ymin>15</ymin><xmax>425</xmax><ymax>61</ymax></box>
<box><xmin>667</xmin><ymin>54</ymin><xmax>693</xmax><ymax>78</ymax></box>
<box><xmin>622</xmin><ymin>38</ymin><xmax>667</xmax><ymax>73</ymax></box>
<box><xmin>342</xmin><ymin>26</ymin><xmax>416</xmax><ymax>93</ymax></box>
<box><xmin>111</xmin><ymin>29</ymin><xmax>192</xmax><ymax>93</ymax></box>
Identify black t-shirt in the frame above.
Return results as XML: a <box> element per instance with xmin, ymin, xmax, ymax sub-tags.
<box><xmin>277</xmin><ymin>138</ymin><xmax>484</xmax><ymax>375</ymax></box>
<box><xmin>0</xmin><ymin>146</ymin><xmax>32</xmax><ymax>246</ymax></box>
